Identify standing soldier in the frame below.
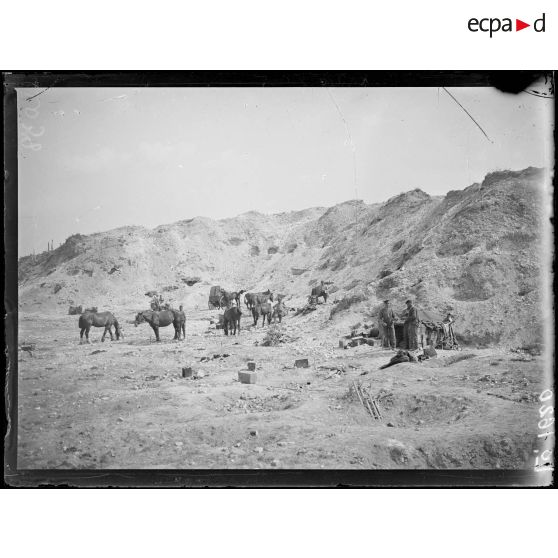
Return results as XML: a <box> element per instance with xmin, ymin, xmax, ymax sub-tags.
<box><xmin>177</xmin><ymin>304</ymin><xmax>186</xmax><ymax>340</ymax></box>
<box><xmin>403</xmin><ymin>299</ymin><xmax>420</xmax><ymax>350</ymax></box>
<box><xmin>379</xmin><ymin>299</ymin><xmax>396</xmax><ymax>349</ymax></box>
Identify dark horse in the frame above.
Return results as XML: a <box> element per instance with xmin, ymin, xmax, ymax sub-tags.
<box><xmin>79</xmin><ymin>311</ymin><xmax>122</xmax><ymax>344</ymax></box>
<box><xmin>220</xmin><ymin>289</ymin><xmax>247</xmax><ymax>308</ymax></box>
<box><xmin>135</xmin><ymin>309</ymin><xmax>185</xmax><ymax>342</ymax></box>
<box><xmin>310</xmin><ymin>282</ymin><xmax>328</xmax><ymax>303</ymax></box>
<box><xmin>244</xmin><ymin>290</ymin><xmax>273</xmax><ymax>310</ymax></box>
<box><xmin>252</xmin><ymin>302</ymin><xmax>272</xmax><ymax>327</ymax></box>
<box><xmin>223</xmin><ymin>307</ymin><xmax>242</xmax><ymax>335</ymax></box>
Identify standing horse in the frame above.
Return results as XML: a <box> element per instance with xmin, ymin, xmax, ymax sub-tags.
<box><xmin>223</xmin><ymin>306</ymin><xmax>242</xmax><ymax>335</ymax></box>
<box><xmin>234</xmin><ymin>289</ymin><xmax>246</xmax><ymax>308</ymax></box>
<box><xmin>244</xmin><ymin>290</ymin><xmax>273</xmax><ymax>310</ymax></box>
<box><xmin>310</xmin><ymin>282</ymin><xmax>328</xmax><ymax>303</ymax></box>
<box><xmin>134</xmin><ymin>309</ymin><xmax>183</xmax><ymax>342</ymax></box>
<box><xmin>252</xmin><ymin>302</ymin><xmax>272</xmax><ymax>327</ymax></box>
<box><xmin>220</xmin><ymin>289</ymin><xmax>247</xmax><ymax>309</ymax></box>
<box><xmin>78</xmin><ymin>311</ymin><xmax>123</xmax><ymax>344</ymax></box>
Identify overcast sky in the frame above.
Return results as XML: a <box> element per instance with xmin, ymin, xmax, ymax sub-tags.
<box><xmin>17</xmin><ymin>86</ymin><xmax>553</xmax><ymax>257</ymax></box>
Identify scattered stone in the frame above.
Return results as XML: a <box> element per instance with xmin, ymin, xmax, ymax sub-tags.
<box><xmin>386</xmin><ymin>422</ymin><xmax>395</xmax><ymax>427</ymax></box>
<box><xmin>175</xmin><ymin>441</ymin><xmax>183</xmax><ymax>447</ymax></box>
<box><xmin>255</xmin><ymin>447</ymin><xmax>264</xmax><ymax>453</ymax></box>
<box><xmin>234</xmin><ymin>442</ymin><xmax>241</xmax><ymax>447</ymax></box>
<box><xmin>295</xmin><ymin>358</ymin><xmax>309</xmax><ymax>368</ymax></box>
<box><xmin>117</xmin><ymin>417</ymin><xmax>124</xmax><ymax>422</ymax></box>
<box><xmin>250</xmin><ymin>430</ymin><xmax>258</xmax><ymax>437</ymax></box>
<box><xmin>239</xmin><ymin>371</ymin><xmax>257</xmax><ymax>384</ymax></box>
<box><xmin>423</xmin><ymin>346</ymin><xmax>437</xmax><ymax>358</ymax></box>
<box><xmin>195</xmin><ymin>370</ymin><xmax>206</xmax><ymax>379</ymax></box>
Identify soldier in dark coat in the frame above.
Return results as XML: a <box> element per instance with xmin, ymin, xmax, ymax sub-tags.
<box><xmin>403</xmin><ymin>299</ymin><xmax>420</xmax><ymax>350</ymax></box>
<box><xmin>379</xmin><ymin>299</ymin><xmax>396</xmax><ymax>349</ymax></box>
<box><xmin>175</xmin><ymin>304</ymin><xmax>186</xmax><ymax>339</ymax></box>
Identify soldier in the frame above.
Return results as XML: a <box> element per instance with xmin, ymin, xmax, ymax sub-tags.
<box><xmin>442</xmin><ymin>312</ymin><xmax>455</xmax><ymax>347</ymax></box>
<box><xmin>403</xmin><ymin>299</ymin><xmax>420</xmax><ymax>350</ymax></box>
<box><xmin>379</xmin><ymin>299</ymin><xmax>396</xmax><ymax>349</ymax></box>
<box><xmin>177</xmin><ymin>304</ymin><xmax>186</xmax><ymax>339</ymax></box>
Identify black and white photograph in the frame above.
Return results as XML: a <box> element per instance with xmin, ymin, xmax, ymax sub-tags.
<box><xmin>4</xmin><ymin>72</ymin><xmax>555</xmax><ymax>485</ymax></box>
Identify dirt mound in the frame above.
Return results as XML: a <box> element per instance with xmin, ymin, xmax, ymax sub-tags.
<box><xmin>18</xmin><ymin>167</ymin><xmax>548</xmax><ymax>348</ymax></box>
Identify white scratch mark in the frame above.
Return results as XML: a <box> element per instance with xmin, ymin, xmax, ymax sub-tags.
<box><xmin>326</xmin><ymin>89</ymin><xmax>358</xmax><ymax>191</ymax></box>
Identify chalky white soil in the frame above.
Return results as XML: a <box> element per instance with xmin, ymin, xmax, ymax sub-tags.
<box><xmin>16</xmin><ymin>304</ymin><xmax>544</xmax><ymax>470</ymax></box>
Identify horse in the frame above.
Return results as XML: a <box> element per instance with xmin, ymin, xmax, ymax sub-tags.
<box><xmin>245</xmin><ymin>290</ymin><xmax>273</xmax><ymax>310</ymax></box>
<box><xmin>310</xmin><ymin>282</ymin><xmax>328</xmax><ymax>303</ymax></box>
<box><xmin>134</xmin><ymin>309</ymin><xmax>183</xmax><ymax>342</ymax></box>
<box><xmin>223</xmin><ymin>306</ymin><xmax>242</xmax><ymax>335</ymax></box>
<box><xmin>272</xmin><ymin>301</ymin><xmax>288</xmax><ymax>323</ymax></box>
<box><xmin>252</xmin><ymin>302</ymin><xmax>272</xmax><ymax>327</ymax></box>
<box><xmin>78</xmin><ymin>311</ymin><xmax>122</xmax><ymax>344</ymax></box>
<box><xmin>221</xmin><ymin>289</ymin><xmax>246</xmax><ymax>309</ymax></box>
<box><xmin>234</xmin><ymin>289</ymin><xmax>246</xmax><ymax>308</ymax></box>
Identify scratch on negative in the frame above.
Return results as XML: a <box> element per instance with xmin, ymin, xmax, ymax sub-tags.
<box><xmin>26</xmin><ymin>88</ymin><xmax>49</xmax><ymax>102</ymax></box>
<box><xmin>326</xmin><ymin>88</ymin><xmax>358</xmax><ymax>188</ymax></box>
<box><xmin>442</xmin><ymin>87</ymin><xmax>493</xmax><ymax>143</ymax></box>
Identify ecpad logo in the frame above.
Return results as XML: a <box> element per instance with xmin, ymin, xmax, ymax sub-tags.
<box><xmin>468</xmin><ymin>13</ymin><xmax>546</xmax><ymax>37</ymax></box>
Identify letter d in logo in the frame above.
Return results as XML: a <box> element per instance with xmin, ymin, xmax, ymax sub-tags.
<box><xmin>534</xmin><ymin>13</ymin><xmax>546</xmax><ymax>32</ymax></box>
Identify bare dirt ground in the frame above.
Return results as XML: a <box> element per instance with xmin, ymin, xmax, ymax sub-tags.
<box><xmin>16</xmin><ymin>305</ymin><xmax>544</xmax><ymax>470</ymax></box>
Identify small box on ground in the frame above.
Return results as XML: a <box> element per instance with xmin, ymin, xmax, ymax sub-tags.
<box><xmin>348</xmin><ymin>337</ymin><xmax>367</xmax><ymax>348</ymax></box>
<box><xmin>295</xmin><ymin>358</ymin><xmax>309</xmax><ymax>368</ymax></box>
<box><xmin>239</xmin><ymin>371</ymin><xmax>257</xmax><ymax>384</ymax></box>
<box><xmin>247</xmin><ymin>361</ymin><xmax>256</xmax><ymax>371</ymax></box>
<box><xmin>339</xmin><ymin>339</ymin><xmax>348</xmax><ymax>349</ymax></box>
<box><xmin>182</xmin><ymin>367</ymin><xmax>193</xmax><ymax>378</ymax></box>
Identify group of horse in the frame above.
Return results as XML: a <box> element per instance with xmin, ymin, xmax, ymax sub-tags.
<box><xmin>221</xmin><ymin>289</ymin><xmax>289</xmax><ymax>336</ymax></box>
<box><xmin>209</xmin><ymin>288</ymin><xmax>270</xmax><ymax>311</ymax></box>
<box><xmin>77</xmin><ymin>307</ymin><xmax>186</xmax><ymax>344</ymax></box>
<box><xmin>76</xmin><ymin>283</ymin><xmax>328</xmax><ymax>343</ymax></box>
